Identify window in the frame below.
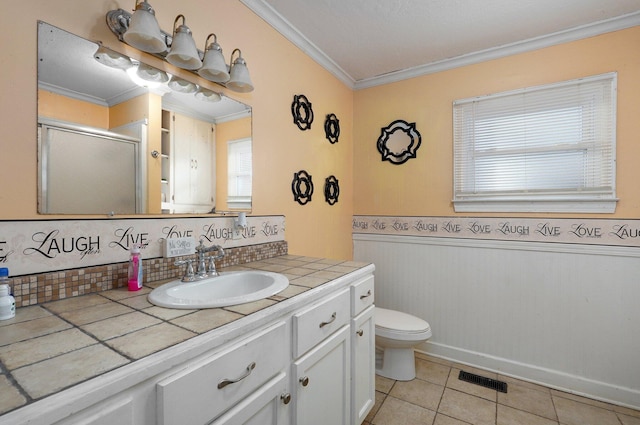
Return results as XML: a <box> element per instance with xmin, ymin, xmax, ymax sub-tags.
<box><xmin>453</xmin><ymin>73</ymin><xmax>617</xmax><ymax>213</ymax></box>
<box><xmin>227</xmin><ymin>138</ymin><xmax>252</xmax><ymax>210</ymax></box>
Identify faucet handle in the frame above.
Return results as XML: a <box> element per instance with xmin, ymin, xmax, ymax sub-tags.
<box><xmin>174</xmin><ymin>259</ymin><xmax>195</xmax><ymax>282</ymax></box>
<box><xmin>195</xmin><ymin>240</ymin><xmax>207</xmax><ymax>253</ymax></box>
<box><xmin>207</xmin><ymin>256</ymin><xmax>219</xmax><ymax>276</ymax></box>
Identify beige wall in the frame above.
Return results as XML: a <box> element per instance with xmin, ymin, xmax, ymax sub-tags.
<box><xmin>0</xmin><ymin>0</ymin><xmax>354</xmax><ymax>259</ymax></box>
<box><xmin>38</xmin><ymin>90</ymin><xmax>109</xmax><ymax>128</ymax></box>
<box><xmin>353</xmin><ymin>26</ymin><xmax>640</xmax><ymax>218</ymax></box>
<box><xmin>3</xmin><ymin>1</ymin><xmax>638</xmax><ymax>262</ymax></box>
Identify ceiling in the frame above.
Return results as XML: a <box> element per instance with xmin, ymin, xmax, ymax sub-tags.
<box><xmin>241</xmin><ymin>0</ymin><xmax>640</xmax><ymax>89</ymax></box>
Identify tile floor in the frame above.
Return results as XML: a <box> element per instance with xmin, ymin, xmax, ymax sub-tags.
<box><xmin>364</xmin><ymin>352</ymin><xmax>640</xmax><ymax>425</ymax></box>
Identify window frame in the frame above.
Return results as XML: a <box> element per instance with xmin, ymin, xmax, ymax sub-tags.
<box><xmin>226</xmin><ymin>137</ymin><xmax>252</xmax><ymax>210</ymax></box>
<box><xmin>452</xmin><ymin>73</ymin><xmax>618</xmax><ymax>213</ymax></box>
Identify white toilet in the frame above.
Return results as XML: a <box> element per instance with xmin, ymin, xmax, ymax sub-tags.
<box><xmin>375</xmin><ymin>307</ymin><xmax>432</xmax><ymax>381</ymax></box>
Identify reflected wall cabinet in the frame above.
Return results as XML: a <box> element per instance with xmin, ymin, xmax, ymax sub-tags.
<box><xmin>162</xmin><ymin>110</ymin><xmax>216</xmax><ymax>213</ymax></box>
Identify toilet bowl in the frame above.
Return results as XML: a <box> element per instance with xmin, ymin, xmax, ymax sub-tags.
<box><xmin>375</xmin><ymin>307</ymin><xmax>432</xmax><ymax>381</ymax></box>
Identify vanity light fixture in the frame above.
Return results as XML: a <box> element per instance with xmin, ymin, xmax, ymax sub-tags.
<box><xmin>135</xmin><ymin>62</ymin><xmax>169</xmax><ymax>83</ymax></box>
<box><xmin>106</xmin><ymin>4</ymin><xmax>254</xmax><ymax>92</ymax></box>
<box><xmin>121</xmin><ymin>0</ymin><xmax>166</xmax><ymax>54</ymax></box>
<box><xmin>227</xmin><ymin>49</ymin><xmax>254</xmax><ymax>93</ymax></box>
<box><xmin>195</xmin><ymin>87</ymin><xmax>222</xmax><ymax>102</ymax></box>
<box><xmin>168</xmin><ymin>75</ymin><xmax>198</xmax><ymax>93</ymax></box>
<box><xmin>198</xmin><ymin>34</ymin><xmax>230</xmax><ymax>83</ymax></box>
<box><xmin>93</xmin><ymin>43</ymin><xmax>133</xmax><ymax>69</ymax></box>
<box><xmin>165</xmin><ymin>15</ymin><xmax>202</xmax><ymax>70</ymax></box>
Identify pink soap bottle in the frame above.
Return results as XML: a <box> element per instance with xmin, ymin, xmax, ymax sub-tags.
<box><xmin>127</xmin><ymin>244</ymin><xmax>143</xmax><ymax>291</ymax></box>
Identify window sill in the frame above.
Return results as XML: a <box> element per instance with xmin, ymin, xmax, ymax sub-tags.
<box><xmin>453</xmin><ymin>198</ymin><xmax>618</xmax><ymax>213</ymax></box>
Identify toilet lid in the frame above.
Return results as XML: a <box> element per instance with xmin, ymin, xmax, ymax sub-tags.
<box><xmin>375</xmin><ymin>307</ymin><xmax>430</xmax><ymax>333</ymax></box>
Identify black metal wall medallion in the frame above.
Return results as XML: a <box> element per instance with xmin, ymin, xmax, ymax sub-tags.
<box><xmin>291</xmin><ymin>94</ymin><xmax>314</xmax><ymax>131</ymax></box>
<box><xmin>324</xmin><ymin>175</ymin><xmax>340</xmax><ymax>205</ymax></box>
<box><xmin>324</xmin><ymin>113</ymin><xmax>340</xmax><ymax>144</ymax></box>
<box><xmin>377</xmin><ymin>119</ymin><xmax>422</xmax><ymax>165</ymax></box>
<box><xmin>292</xmin><ymin>170</ymin><xmax>314</xmax><ymax>205</ymax></box>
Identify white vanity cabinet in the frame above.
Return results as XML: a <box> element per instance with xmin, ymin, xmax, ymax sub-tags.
<box><xmin>3</xmin><ymin>267</ymin><xmax>375</xmax><ymax>425</ymax></box>
<box><xmin>292</xmin><ymin>289</ymin><xmax>351</xmax><ymax>425</ymax></box>
<box><xmin>350</xmin><ymin>275</ymin><xmax>376</xmax><ymax>425</ymax></box>
<box><xmin>157</xmin><ymin>321</ymin><xmax>288</xmax><ymax>425</ymax></box>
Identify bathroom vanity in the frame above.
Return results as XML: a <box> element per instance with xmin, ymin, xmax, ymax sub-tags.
<box><xmin>1</xmin><ymin>261</ymin><xmax>375</xmax><ymax>425</ymax></box>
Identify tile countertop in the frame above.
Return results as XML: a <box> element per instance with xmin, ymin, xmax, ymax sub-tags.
<box><xmin>0</xmin><ymin>255</ymin><xmax>371</xmax><ymax>417</ymax></box>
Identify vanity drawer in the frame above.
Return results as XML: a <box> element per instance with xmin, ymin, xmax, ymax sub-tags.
<box><xmin>157</xmin><ymin>321</ymin><xmax>287</xmax><ymax>425</ymax></box>
<box><xmin>351</xmin><ymin>274</ymin><xmax>374</xmax><ymax>316</ymax></box>
<box><xmin>293</xmin><ymin>288</ymin><xmax>350</xmax><ymax>358</ymax></box>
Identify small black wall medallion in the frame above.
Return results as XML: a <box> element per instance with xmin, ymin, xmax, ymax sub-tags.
<box><xmin>324</xmin><ymin>175</ymin><xmax>340</xmax><ymax>205</ymax></box>
<box><xmin>324</xmin><ymin>113</ymin><xmax>340</xmax><ymax>144</ymax></box>
<box><xmin>377</xmin><ymin>119</ymin><xmax>422</xmax><ymax>165</ymax></box>
<box><xmin>292</xmin><ymin>170</ymin><xmax>314</xmax><ymax>205</ymax></box>
<box><xmin>291</xmin><ymin>94</ymin><xmax>314</xmax><ymax>131</ymax></box>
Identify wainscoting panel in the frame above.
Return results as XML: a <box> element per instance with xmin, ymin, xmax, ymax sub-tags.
<box><xmin>353</xmin><ymin>233</ymin><xmax>640</xmax><ymax>409</ymax></box>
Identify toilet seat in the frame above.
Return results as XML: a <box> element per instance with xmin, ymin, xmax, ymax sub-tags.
<box><xmin>375</xmin><ymin>307</ymin><xmax>432</xmax><ymax>340</ymax></box>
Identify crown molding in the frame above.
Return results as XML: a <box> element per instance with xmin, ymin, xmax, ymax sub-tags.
<box><xmin>240</xmin><ymin>1</ymin><xmax>640</xmax><ymax>90</ymax></box>
<box><xmin>240</xmin><ymin>0</ymin><xmax>355</xmax><ymax>88</ymax></box>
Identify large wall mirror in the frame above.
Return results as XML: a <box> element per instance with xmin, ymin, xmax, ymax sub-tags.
<box><xmin>37</xmin><ymin>22</ymin><xmax>252</xmax><ymax>215</ymax></box>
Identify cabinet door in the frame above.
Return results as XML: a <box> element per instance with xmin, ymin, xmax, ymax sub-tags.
<box><xmin>172</xmin><ymin>112</ymin><xmax>215</xmax><ymax>210</ymax></box>
<box><xmin>293</xmin><ymin>325</ymin><xmax>350</xmax><ymax>425</ymax></box>
<box><xmin>190</xmin><ymin>118</ymin><xmax>214</xmax><ymax>205</ymax></box>
<box><xmin>351</xmin><ymin>305</ymin><xmax>375</xmax><ymax>425</ymax></box>
<box><xmin>209</xmin><ymin>372</ymin><xmax>290</xmax><ymax>425</ymax></box>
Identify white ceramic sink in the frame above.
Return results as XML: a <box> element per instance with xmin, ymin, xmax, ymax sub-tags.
<box><xmin>148</xmin><ymin>271</ymin><xmax>289</xmax><ymax>309</ymax></box>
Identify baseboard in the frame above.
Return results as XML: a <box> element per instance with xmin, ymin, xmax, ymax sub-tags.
<box><xmin>416</xmin><ymin>341</ymin><xmax>640</xmax><ymax>411</ymax></box>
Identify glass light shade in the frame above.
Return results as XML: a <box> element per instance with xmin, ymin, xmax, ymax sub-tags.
<box><xmin>123</xmin><ymin>1</ymin><xmax>166</xmax><ymax>53</ymax></box>
<box><xmin>135</xmin><ymin>63</ymin><xmax>169</xmax><ymax>83</ymax></box>
<box><xmin>195</xmin><ymin>88</ymin><xmax>222</xmax><ymax>102</ymax></box>
<box><xmin>94</xmin><ymin>45</ymin><xmax>132</xmax><ymax>69</ymax></box>
<box><xmin>168</xmin><ymin>75</ymin><xmax>197</xmax><ymax>93</ymax></box>
<box><xmin>198</xmin><ymin>43</ymin><xmax>230</xmax><ymax>83</ymax></box>
<box><xmin>166</xmin><ymin>26</ymin><xmax>202</xmax><ymax>70</ymax></box>
<box><xmin>227</xmin><ymin>57</ymin><xmax>254</xmax><ymax>93</ymax></box>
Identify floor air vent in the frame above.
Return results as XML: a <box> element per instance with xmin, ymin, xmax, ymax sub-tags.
<box><xmin>458</xmin><ymin>371</ymin><xmax>508</xmax><ymax>393</ymax></box>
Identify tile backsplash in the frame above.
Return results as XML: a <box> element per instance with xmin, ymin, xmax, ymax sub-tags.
<box><xmin>0</xmin><ymin>216</ymin><xmax>287</xmax><ymax>307</ymax></box>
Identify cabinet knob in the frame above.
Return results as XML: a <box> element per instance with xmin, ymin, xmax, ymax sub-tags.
<box><xmin>356</xmin><ymin>329</ymin><xmax>364</xmax><ymax>337</ymax></box>
<box><xmin>299</xmin><ymin>376</ymin><xmax>310</xmax><ymax>387</ymax></box>
<box><xmin>281</xmin><ymin>393</ymin><xmax>292</xmax><ymax>404</ymax></box>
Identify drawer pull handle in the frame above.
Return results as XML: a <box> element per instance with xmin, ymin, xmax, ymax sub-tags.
<box><xmin>356</xmin><ymin>329</ymin><xmax>364</xmax><ymax>337</ymax></box>
<box><xmin>319</xmin><ymin>312</ymin><xmax>337</xmax><ymax>328</ymax></box>
<box><xmin>300</xmin><ymin>376</ymin><xmax>310</xmax><ymax>387</ymax></box>
<box><xmin>217</xmin><ymin>362</ymin><xmax>256</xmax><ymax>389</ymax></box>
<box><xmin>281</xmin><ymin>393</ymin><xmax>292</xmax><ymax>404</ymax></box>
<box><xmin>359</xmin><ymin>290</ymin><xmax>372</xmax><ymax>300</ymax></box>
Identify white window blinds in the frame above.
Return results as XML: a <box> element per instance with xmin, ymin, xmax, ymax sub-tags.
<box><xmin>453</xmin><ymin>73</ymin><xmax>617</xmax><ymax>213</ymax></box>
<box><xmin>227</xmin><ymin>138</ymin><xmax>252</xmax><ymax>210</ymax></box>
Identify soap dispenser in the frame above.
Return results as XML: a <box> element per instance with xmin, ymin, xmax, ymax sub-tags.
<box><xmin>127</xmin><ymin>245</ymin><xmax>143</xmax><ymax>291</ymax></box>
<box><xmin>0</xmin><ymin>267</ymin><xmax>16</xmax><ymax>320</ymax></box>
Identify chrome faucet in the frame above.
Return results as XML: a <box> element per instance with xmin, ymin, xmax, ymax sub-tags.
<box><xmin>195</xmin><ymin>240</ymin><xmax>225</xmax><ymax>278</ymax></box>
<box><xmin>175</xmin><ymin>240</ymin><xmax>225</xmax><ymax>282</ymax></box>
